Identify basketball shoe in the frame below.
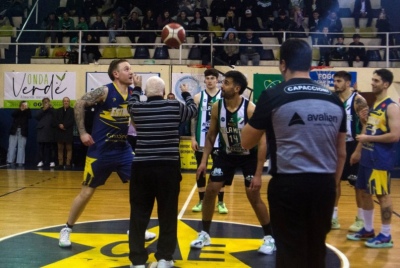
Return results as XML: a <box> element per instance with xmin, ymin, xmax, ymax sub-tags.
<box><xmin>127</xmin><ymin>230</ymin><xmax>156</xmax><ymax>241</ymax></box>
<box><xmin>192</xmin><ymin>201</ymin><xmax>202</xmax><ymax>212</ymax></box>
<box><xmin>331</xmin><ymin>217</ymin><xmax>340</xmax><ymax>229</ymax></box>
<box><xmin>59</xmin><ymin>226</ymin><xmax>72</xmax><ymax>247</ymax></box>
<box><xmin>258</xmin><ymin>235</ymin><xmax>276</xmax><ymax>255</ymax></box>
<box><xmin>149</xmin><ymin>259</ymin><xmax>174</xmax><ymax>268</ymax></box>
<box><xmin>190</xmin><ymin>230</ymin><xmax>211</xmax><ymax>248</ymax></box>
<box><xmin>347</xmin><ymin>227</ymin><xmax>375</xmax><ymax>241</ymax></box>
<box><xmin>348</xmin><ymin>216</ymin><xmax>364</xmax><ymax>232</ymax></box>
<box><xmin>217</xmin><ymin>202</ymin><xmax>228</xmax><ymax>214</ymax></box>
<box><xmin>365</xmin><ymin>233</ymin><xmax>393</xmax><ymax>248</ymax></box>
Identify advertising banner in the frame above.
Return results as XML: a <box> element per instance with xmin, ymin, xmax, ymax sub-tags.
<box><xmin>4</xmin><ymin>72</ymin><xmax>76</xmax><ymax>109</ymax></box>
<box><xmin>253</xmin><ymin>74</ymin><xmax>283</xmax><ymax>104</ymax></box>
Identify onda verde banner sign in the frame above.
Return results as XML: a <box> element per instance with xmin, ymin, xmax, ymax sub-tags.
<box><xmin>3</xmin><ymin>72</ymin><xmax>77</xmax><ymax>109</ymax></box>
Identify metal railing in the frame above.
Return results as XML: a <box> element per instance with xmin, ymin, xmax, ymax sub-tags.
<box><xmin>1</xmin><ymin>28</ymin><xmax>399</xmax><ymax>67</ymax></box>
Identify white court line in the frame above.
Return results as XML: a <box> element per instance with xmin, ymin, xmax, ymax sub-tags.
<box><xmin>326</xmin><ymin>243</ymin><xmax>350</xmax><ymax>268</ymax></box>
<box><xmin>178</xmin><ymin>182</ymin><xmax>198</xmax><ymax>219</ymax></box>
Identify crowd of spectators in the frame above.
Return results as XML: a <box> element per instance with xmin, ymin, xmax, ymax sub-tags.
<box><xmin>17</xmin><ymin>0</ymin><xmax>395</xmax><ymax>66</ymax></box>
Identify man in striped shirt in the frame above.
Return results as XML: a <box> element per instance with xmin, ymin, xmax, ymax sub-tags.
<box><xmin>127</xmin><ymin>76</ymin><xmax>197</xmax><ymax>268</ymax></box>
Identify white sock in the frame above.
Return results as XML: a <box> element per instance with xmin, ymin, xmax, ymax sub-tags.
<box><xmin>381</xmin><ymin>224</ymin><xmax>391</xmax><ymax>237</ymax></box>
<box><xmin>332</xmin><ymin>207</ymin><xmax>338</xmax><ymax>219</ymax></box>
<box><xmin>357</xmin><ymin>208</ymin><xmax>364</xmax><ymax>220</ymax></box>
<box><xmin>363</xmin><ymin>209</ymin><xmax>374</xmax><ymax>232</ymax></box>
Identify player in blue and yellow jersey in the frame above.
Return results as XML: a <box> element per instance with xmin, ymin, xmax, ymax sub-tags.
<box><xmin>58</xmin><ymin>59</ymin><xmax>155</xmax><ymax>248</ymax></box>
<box><xmin>190</xmin><ymin>70</ymin><xmax>275</xmax><ymax>255</ymax></box>
<box><xmin>191</xmin><ymin>68</ymin><xmax>228</xmax><ymax>214</ymax></box>
<box><xmin>347</xmin><ymin>69</ymin><xmax>400</xmax><ymax>248</ymax></box>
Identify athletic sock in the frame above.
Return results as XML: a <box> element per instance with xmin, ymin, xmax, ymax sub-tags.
<box><xmin>199</xmin><ymin>192</ymin><xmax>205</xmax><ymax>201</ymax></box>
<box><xmin>202</xmin><ymin>220</ymin><xmax>211</xmax><ymax>234</ymax></box>
<box><xmin>66</xmin><ymin>222</ymin><xmax>73</xmax><ymax>229</ymax></box>
<box><xmin>357</xmin><ymin>208</ymin><xmax>364</xmax><ymax>220</ymax></box>
<box><xmin>332</xmin><ymin>207</ymin><xmax>338</xmax><ymax>219</ymax></box>
<box><xmin>218</xmin><ymin>191</ymin><xmax>224</xmax><ymax>203</ymax></box>
<box><xmin>261</xmin><ymin>223</ymin><xmax>272</xmax><ymax>236</ymax></box>
<box><xmin>363</xmin><ymin>209</ymin><xmax>374</xmax><ymax>232</ymax></box>
<box><xmin>381</xmin><ymin>224</ymin><xmax>391</xmax><ymax>237</ymax></box>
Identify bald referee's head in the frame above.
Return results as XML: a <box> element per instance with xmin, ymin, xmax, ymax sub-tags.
<box><xmin>145</xmin><ymin>76</ymin><xmax>165</xmax><ymax>97</ymax></box>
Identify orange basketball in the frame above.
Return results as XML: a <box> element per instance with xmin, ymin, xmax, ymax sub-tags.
<box><xmin>161</xmin><ymin>23</ymin><xmax>186</xmax><ymax>49</ymax></box>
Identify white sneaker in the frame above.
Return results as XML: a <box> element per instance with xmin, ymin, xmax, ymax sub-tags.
<box><xmin>149</xmin><ymin>259</ymin><xmax>174</xmax><ymax>268</ymax></box>
<box><xmin>130</xmin><ymin>265</ymin><xmax>146</xmax><ymax>268</ymax></box>
<box><xmin>258</xmin><ymin>235</ymin><xmax>276</xmax><ymax>255</ymax></box>
<box><xmin>127</xmin><ymin>230</ymin><xmax>157</xmax><ymax>241</ymax></box>
<box><xmin>190</xmin><ymin>230</ymin><xmax>211</xmax><ymax>248</ymax></box>
<box><xmin>37</xmin><ymin>161</ymin><xmax>43</xmax><ymax>167</ymax></box>
<box><xmin>59</xmin><ymin>227</ymin><xmax>72</xmax><ymax>247</ymax></box>
<box><xmin>50</xmin><ymin>162</ymin><xmax>55</xmax><ymax>167</ymax></box>
<box><xmin>145</xmin><ymin>230</ymin><xmax>156</xmax><ymax>241</ymax></box>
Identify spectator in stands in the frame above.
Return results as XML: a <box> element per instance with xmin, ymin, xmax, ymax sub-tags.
<box><xmin>175</xmin><ymin>10</ymin><xmax>190</xmax><ymax>31</ymax></box>
<box><xmin>200</xmin><ymin>31</ymin><xmax>223</xmax><ymax>65</ymax></box>
<box><xmin>209</xmin><ymin>0</ymin><xmax>228</xmax><ymax>22</ymax></box>
<box><xmin>353</xmin><ymin>0</ymin><xmax>373</xmax><ymax>29</ymax></box>
<box><xmin>325</xmin><ymin>10</ymin><xmax>343</xmax><ymax>39</ymax></box>
<box><xmin>7</xmin><ymin>101</ymin><xmax>31</xmax><ymax>167</ymax></box>
<box><xmin>221</xmin><ymin>30</ymin><xmax>240</xmax><ymax>65</ymax></box>
<box><xmin>90</xmin><ymin>15</ymin><xmax>107</xmax><ymax>41</ymax></box>
<box><xmin>35</xmin><ymin>97</ymin><xmax>56</xmax><ymax>168</ymax></box>
<box><xmin>125</xmin><ymin>11</ymin><xmax>142</xmax><ymax>43</ymax></box>
<box><xmin>82</xmin><ymin>33</ymin><xmax>102</xmax><ymax>63</ymax></box>
<box><xmin>0</xmin><ymin>15</ymin><xmax>11</xmax><ymax>27</ymax></box>
<box><xmin>376</xmin><ymin>9</ymin><xmax>393</xmax><ymax>46</ymax></box>
<box><xmin>58</xmin><ymin>12</ymin><xmax>75</xmax><ymax>46</ymax></box>
<box><xmin>242</xmin><ymin>0</ymin><xmax>257</xmax><ymax>13</ymax></box>
<box><xmin>290</xmin><ymin>5</ymin><xmax>307</xmax><ymax>38</ymax></box>
<box><xmin>178</xmin><ymin>0</ymin><xmax>196</xmax><ymax>17</ymax></box>
<box><xmin>239</xmin><ymin>28</ymin><xmax>262</xmax><ymax>66</ymax></box>
<box><xmin>209</xmin><ymin>16</ymin><xmax>224</xmax><ymax>38</ymax></box>
<box><xmin>348</xmin><ymin>33</ymin><xmax>369</xmax><ymax>67</ymax></box>
<box><xmin>226</xmin><ymin>0</ymin><xmax>242</xmax><ymax>16</ymax></box>
<box><xmin>107</xmin><ymin>11</ymin><xmax>122</xmax><ymax>43</ymax></box>
<box><xmin>66</xmin><ymin>0</ymin><xmax>84</xmax><ymax>17</ymax></box>
<box><xmin>256</xmin><ymin>0</ymin><xmax>274</xmax><ymax>23</ymax></box>
<box><xmin>330</xmin><ymin>34</ymin><xmax>347</xmax><ymax>60</ymax></box>
<box><xmin>40</xmin><ymin>12</ymin><xmax>59</xmax><ymax>48</ymax></box>
<box><xmin>4</xmin><ymin>0</ymin><xmax>25</xmax><ymax>27</ymax></box>
<box><xmin>75</xmin><ymin>16</ymin><xmax>89</xmax><ymax>39</ymax></box>
<box><xmin>82</xmin><ymin>0</ymin><xmax>99</xmax><ymax>23</ymax></box>
<box><xmin>272</xmin><ymin>9</ymin><xmax>293</xmax><ymax>44</ymax></box>
<box><xmin>318</xmin><ymin>26</ymin><xmax>333</xmax><ymax>66</ymax></box>
<box><xmin>308</xmin><ymin>9</ymin><xmax>323</xmax><ymax>44</ymax></box>
<box><xmin>128</xmin><ymin>2</ymin><xmax>143</xmax><ymax>17</ymax></box>
<box><xmin>305</xmin><ymin>0</ymin><xmax>338</xmax><ymax>19</ymax></box>
<box><xmin>138</xmin><ymin>8</ymin><xmax>157</xmax><ymax>48</ymax></box>
<box><xmin>157</xmin><ymin>9</ymin><xmax>174</xmax><ymax>31</ymax></box>
<box><xmin>223</xmin><ymin>9</ymin><xmax>239</xmax><ymax>31</ymax></box>
<box><xmin>54</xmin><ymin>97</ymin><xmax>75</xmax><ymax>169</ymax></box>
<box><xmin>188</xmin><ymin>9</ymin><xmax>208</xmax><ymax>45</ymax></box>
<box><xmin>113</xmin><ymin>0</ymin><xmax>131</xmax><ymax>16</ymax></box>
<box><xmin>240</xmin><ymin>9</ymin><xmax>261</xmax><ymax>37</ymax></box>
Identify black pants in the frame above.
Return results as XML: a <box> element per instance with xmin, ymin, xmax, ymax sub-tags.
<box><xmin>129</xmin><ymin>161</ymin><xmax>181</xmax><ymax>265</ymax></box>
<box><xmin>268</xmin><ymin>174</ymin><xmax>336</xmax><ymax>268</ymax></box>
<box><xmin>37</xmin><ymin>142</ymin><xmax>56</xmax><ymax>164</ymax></box>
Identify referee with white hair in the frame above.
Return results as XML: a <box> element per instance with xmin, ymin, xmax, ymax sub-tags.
<box><xmin>127</xmin><ymin>75</ymin><xmax>197</xmax><ymax>268</ymax></box>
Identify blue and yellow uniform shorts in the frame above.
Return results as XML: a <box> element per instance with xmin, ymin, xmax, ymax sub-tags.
<box><xmin>83</xmin><ymin>148</ymin><xmax>134</xmax><ymax>188</ymax></box>
<box><xmin>356</xmin><ymin>165</ymin><xmax>391</xmax><ymax>195</ymax></box>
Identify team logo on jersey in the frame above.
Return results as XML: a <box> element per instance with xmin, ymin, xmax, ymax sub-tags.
<box><xmin>211</xmin><ymin>168</ymin><xmax>223</xmax><ymax>176</ymax></box>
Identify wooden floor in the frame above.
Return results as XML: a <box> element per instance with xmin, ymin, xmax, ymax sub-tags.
<box><xmin>0</xmin><ymin>165</ymin><xmax>399</xmax><ymax>267</ymax></box>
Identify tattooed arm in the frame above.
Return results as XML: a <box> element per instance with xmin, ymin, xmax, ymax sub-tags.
<box><xmin>75</xmin><ymin>86</ymin><xmax>108</xmax><ymax>146</ymax></box>
<box><xmin>354</xmin><ymin>94</ymin><xmax>369</xmax><ymax>125</ymax></box>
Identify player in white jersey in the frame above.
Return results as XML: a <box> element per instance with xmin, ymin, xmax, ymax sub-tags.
<box><xmin>191</xmin><ymin>68</ymin><xmax>228</xmax><ymax>214</ymax></box>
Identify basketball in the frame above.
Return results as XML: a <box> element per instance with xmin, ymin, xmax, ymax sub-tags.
<box><xmin>161</xmin><ymin>23</ymin><xmax>186</xmax><ymax>49</ymax></box>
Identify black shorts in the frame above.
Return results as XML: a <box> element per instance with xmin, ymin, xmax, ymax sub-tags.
<box><xmin>342</xmin><ymin>140</ymin><xmax>359</xmax><ymax>185</ymax></box>
<box><xmin>209</xmin><ymin>153</ymin><xmax>257</xmax><ymax>186</ymax></box>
